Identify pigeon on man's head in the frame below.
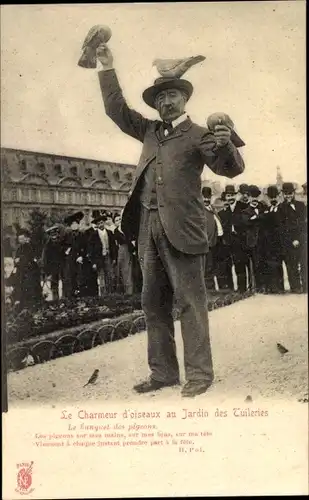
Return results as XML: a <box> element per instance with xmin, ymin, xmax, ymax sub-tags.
<box><xmin>153</xmin><ymin>56</ymin><xmax>206</xmax><ymax>79</ymax></box>
<box><xmin>277</xmin><ymin>343</ymin><xmax>289</xmax><ymax>355</ymax></box>
<box><xmin>83</xmin><ymin>369</ymin><xmax>99</xmax><ymax>387</ymax></box>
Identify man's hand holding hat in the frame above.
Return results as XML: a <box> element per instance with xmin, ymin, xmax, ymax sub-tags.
<box><xmin>97</xmin><ymin>44</ymin><xmax>114</xmax><ymax>70</ymax></box>
<box><xmin>207</xmin><ymin>112</ymin><xmax>245</xmax><ymax>148</ymax></box>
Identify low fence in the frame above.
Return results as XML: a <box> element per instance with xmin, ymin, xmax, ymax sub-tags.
<box><xmin>6</xmin><ymin>290</ymin><xmax>254</xmax><ymax>373</ymax></box>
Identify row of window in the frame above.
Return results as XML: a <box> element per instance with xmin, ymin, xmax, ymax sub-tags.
<box><xmin>3</xmin><ymin>188</ymin><xmax>127</xmax><ymax>206</ymax></box>
<box><xmin>17</xmin><ymin>159</ymin><xmax>131</xmax><ymax>181</ymax></box>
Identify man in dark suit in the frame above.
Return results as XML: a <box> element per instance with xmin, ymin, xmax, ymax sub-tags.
<box><xmin>96</xmin><ymin>44</ymin><xmax>245</xmax><ymax>397</ymax></box>
<box><xmin>62</xmin><ymin>211</ymin><xmax>86</xmax><ymax>299</ymax></box>
<box><xmin>219</xmin><ymin>185</ymin><xmax>249</xmax><ymax>292</ymax></box>
<box><xmin>238</xmin><ymin>183</ymin><xmax>250</xmax><ymax>207</ymax></box>
<box><xmin>202</xmin><ymin>186</ymin><xmax>229</xmax><ymax>290</ymax></box>
<box><xmin>262</xmin><ymin>185</ymin><xmax>284</xmax><ymax>294</ymax></box>
<box><xmin>41</xmin><ymin>224</ymin><xmax>66</xmax><ymax>301</ymax></box>
<box><xmin>241</xmin><ymin>185</ymin><xmax>267</xmax><ymax>292</ymax></box>
<box><xmin>278</xmin><ymin>182</ymin><xmax>306</xmax><ymax>293</ymax></box>
<box><xmin>81</xmin><ymin>211</ymin><xmax>101</xmax><ymax>297</ymax></box>
<box><xmin>87</xmin><ymin>214</ymin><xmax>117</xmax><ymax>295</ymax></box>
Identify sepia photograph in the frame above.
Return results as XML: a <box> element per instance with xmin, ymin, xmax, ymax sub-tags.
<box><xmin>1</xmin><ymin>2</ymin><xmax>308</xmax><ymax>498</ymax></box>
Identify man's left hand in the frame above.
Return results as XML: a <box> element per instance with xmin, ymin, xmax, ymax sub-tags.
<box><xmin>214</xmin><ymin>124</ymin><xmax>231</xmax><ymax>147</ymax></box>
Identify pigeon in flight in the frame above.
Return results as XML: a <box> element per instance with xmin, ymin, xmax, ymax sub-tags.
<box><xmin>83</xmin><ymin>369</ymin><xmax>100</xmax><ymax>387</ymax></box>
<box><xmin>78</xmin><ymin>25</ymin><xmax>112</xmax><ymax>68</ymax></box>
<box><xmin>153</xmin><ymin>56</ymin><xmax>206</xmax><ymax>78</ymax></box>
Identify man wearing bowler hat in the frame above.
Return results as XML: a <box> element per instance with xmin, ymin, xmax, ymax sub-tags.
<box><xmin>263</xmin><ymin>185</ymin><xmax>284</xmax><ymax>293</ymax></box>
<box><xmin>219</xmin><ymin>184</ymin><xmax>249</xmax><ymax>292</ymax></box>
<box><xmin>202</xmin><ymin>186</ymin><xmax>228</xmax><ymax>290</ymax></box>
<box><xmin>95</xmin><ymin>44</ymin><xmax>245</xmax><ymax>397</ymax></box>
<box><xmin>241</xmin><ymin>185</ymin><xmax>267</xmax><ymax>292</ymax></box>
<box><xmin>278</xmin><ymin>182</ymin><xmax>306</xmax><ymax>293</ymax></box>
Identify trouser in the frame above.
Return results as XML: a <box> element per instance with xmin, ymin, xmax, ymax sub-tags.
<box><xmin>205</xmin><ymin>238</ymin><xmax>233</xmax><ymax>290</ymax></box>
<box><xmin>50</xmin><ymin>273</ymin><xmax>61</xmax><ymax>301</ymax></box>
<box><xmin>283</xmin><ymin>246</ymin><xmax>302</xmax><ymax>292</ymax></box>
<box><xmin>117</xmin><ymin>245</ymin><xmax>134</xmax><ymax>295</ymax></box>
<box><xmin>138</xmin><ymin>207</ymin><xmax>214</xmax><ymax>384</ymax></box>
<box><xmin>98</xmin><ymin>255</ymin><xmax>114</xmax><ymax>295</ymax></box>
<box><xmin>229</xmin><ymin>236</ymin><xmax>248</xmax><ymax>292</ymax></box>
<box><xmin>264</xmin><ymin>257</ymin><xmax>284</xmax><ymax>293</ymax></box>
<box><xmin>80</xmin><ymin>261</ymin><xmax>98</xmax><ymax>297</ymax></box>
<box><xmin>300</xmin><ymin>239</ymin><xmax>307</xmax><ymax>292</ymax></box>
<box><xmin>247</xmin><ymin>246</ymin><xmax>265</xmax><ymax>291</ymax></box>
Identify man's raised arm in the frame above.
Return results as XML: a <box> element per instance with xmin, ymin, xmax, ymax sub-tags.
<box><xmin>97</xmin><ymin>44</ymin><xmax>152</xmax><ymax>143</ymax></box>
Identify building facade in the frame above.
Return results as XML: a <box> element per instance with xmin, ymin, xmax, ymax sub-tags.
<box><xmin>1</xmin><ymin>148</ymin><xmax>136</xmax><ymax>229</ymax></box>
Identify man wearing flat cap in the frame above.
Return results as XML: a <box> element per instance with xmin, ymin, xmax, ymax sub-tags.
<box><xmin>96</xmin><ymin>44</ymin><xmax>245</xmax><ymax>397</ymax></box>
<box><xmin>278</xmin><ymin>182</ymin><xmax>306</xmax><ymax>293</ymax></box>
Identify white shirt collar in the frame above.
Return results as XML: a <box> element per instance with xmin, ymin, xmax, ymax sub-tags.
<box><xmin>169</xmin><ymin>114</ymin><xmax>188</xmax><ymax>128</ymax></box>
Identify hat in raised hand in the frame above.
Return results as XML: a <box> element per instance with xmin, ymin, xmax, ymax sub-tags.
<box><xmin>78</xmin><ymin>25</ymin><xmax>112</xmax><ymax>68</ymax></box>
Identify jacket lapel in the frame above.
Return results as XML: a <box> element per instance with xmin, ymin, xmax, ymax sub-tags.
<box><xmin>160</xmin><ymin>117</ymin><xmax>193</xmax><ymax>144</ymax></box>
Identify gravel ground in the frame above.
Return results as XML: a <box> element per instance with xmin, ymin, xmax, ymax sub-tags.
<box><xmin>7</xmin><ymin>293</ymin><xmax>308</xmax><ymax>407</ymax></box>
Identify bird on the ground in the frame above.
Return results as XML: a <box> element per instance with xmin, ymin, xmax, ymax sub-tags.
<box><xmin>245</xmin><ymin>395</ymin><xmax>253</xmax><ymax>402</ymax></box>
<box><xmin>153</xmin><ymin>56</ymin><xmax>206</xmax><ymax>78</ymax></box>
<box><xmin>78</xmin><ymin>25</ymin><xmax>112</xmax><ymax>68</ymax></box>
<box><xmin>277</xmin><ymin>343</ymin><xmax>289</xmax><ymax>355</ymax></box>
<box><xmin>83</xmin><ymin>369</ymin><xmax>99</xmax><ymax>387</ymax></box>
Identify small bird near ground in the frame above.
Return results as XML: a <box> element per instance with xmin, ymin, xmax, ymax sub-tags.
<box><xmin>276</xmin><ymin>343</ymin><xmax>289</xmax><ymax>355</ymax></box>
<box><xmin>245</xmin><ymin>395</ymin><xmax>252</xmax><ymax>403</ymax></box>
<box><xmin>83</xmin><ymin>369</ymin><xmax>99</xmax><ymax>387</ymax></box>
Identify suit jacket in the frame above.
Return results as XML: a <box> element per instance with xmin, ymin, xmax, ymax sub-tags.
<box><xmin>113</xmin><ymin>227</ymin><xmax>135</xmax><ymax>255</ymax></box>
<box><xmin>261</xmin><ymin>205</ymin><xmax>283</xmax><ymax>259</ymax></box>
<box><xmin>98</xmin><ymin>70</ymin><xmax>245</xmax><ymax>255</ymax></box>
<box><xmin>204</xmin><ymin>206</ymin><xmax>221</xmax><ymax>248</ymax></box>
<box><xmin>241</xmin><ymin>204</ymin><xmax>266</xmax><ymax>248</ymax></box>
<box><xmin>277</xmin><ymin>200</ymin><xmax>306</xmax><ymax>247</ymax></box>
<box><xmin>87</xmin><ymin>228</ymin><xmax>117</xmax><ymax>267</ymax></box>
<box><xmin>42</xmin><ymin>238</ymin><xmax>66</xmax><ymax>276</ymax></box>
<box><xmin>218</xmin><ymin>201</ymin><xmax>247</xmax><ymax>246</ymax></box>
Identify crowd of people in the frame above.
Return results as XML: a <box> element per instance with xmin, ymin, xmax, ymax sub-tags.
<box><xmin>4</xmin><ymin>210</ymin><xmax>143</xmax><ymax>310</ymax></box>
<box><xmin>3</xmin><ymin>180</ymin><xmax>307</xmax><ymax>312</ymax></box>
<box><xmin>203</xmin><ymin>181</ymin><xmax>307</xmax><ymax>295</ymax></box>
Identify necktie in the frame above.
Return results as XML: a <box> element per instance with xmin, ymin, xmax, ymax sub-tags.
<box><xmin>163</xmin><ymin>122</ymin><xmax>173</xmax><ymax>136</ymax></box>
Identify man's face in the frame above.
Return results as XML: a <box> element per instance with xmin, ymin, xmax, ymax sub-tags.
<box><xmin>105</xmin><ymin>217</ymin><xmax>113</xmax><ymax>227</ymax></box>
<box><xmin>71</xmin><ymin>221</ymin><xmax>80</xmax><ymax>231</ymax></box>
<box><xmin>97</xmin><ymin>220</ymin><xmax>105</xmax><ymax>230</ymax></box>
<box><xmin>284</xmin><ymin>192</ymin><xmax>294</xmax><ymax>203</ymax></box>
<box><xmin>155</xmin><ymin>88</ymin><xmax>187</xmax><ymax>122</ymax></box>
<box><xmin>203</xmin><ymin>196</ymin><xmax>211</xmax><ymax>207</ymax></box>
<box><xmin>225</xmin><ymin>193</ymin><xmax>236</xmax><ymax>205</ymax></box>
<box><xmin>269</xmin><ymin>196</ymin><xmax>279</xmax><ymax>206</ymax></box>
<box><xmin>114</xmin><ymin>216</ymin><xmax>121</xmax><ymax>227</ymax></box>
<box><xmin>241</xmin><ymin>192</ymin><xmax>250</xmax><ymax>203</ymax></box>
<box><xmin>18</xmin><ymin>235</ymin><xmax>26</xmax><ymax>245</ymax></box>
<box><xmin>250</xmin><ymin>196</ymin><xmax>259</xmax><ymax>208</ymax></box>
<box><xmin>50</xmin><ymin>231</ymin><xmax>59</xmax><ymax>241</ymax></box>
